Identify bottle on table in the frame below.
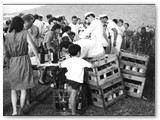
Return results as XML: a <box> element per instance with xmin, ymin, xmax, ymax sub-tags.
<box><xmin>39</xmin><ymin>43</ymin><xmax>45</xmax><ymax>63</ymax></box>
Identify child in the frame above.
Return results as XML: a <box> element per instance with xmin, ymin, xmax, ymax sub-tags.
<box><xmin>60</xmin><ymin>44</ymin><xmax>93</xmax><ymax>115</ymax></box>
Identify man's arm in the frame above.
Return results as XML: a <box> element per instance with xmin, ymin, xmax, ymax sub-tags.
<box><xmin>46</xmin><ymin>32</ymin><xmax>55</xmax><ymax>51</ymax></box>
<box><xmin>112</xmin><ymin>28</ymin><xmax>118</xmax><ymax>47</ymax></box>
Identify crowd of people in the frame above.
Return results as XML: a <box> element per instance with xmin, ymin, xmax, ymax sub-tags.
<box><xmin>3</xmin><ymin>11</ymin><xmax>132</xmax><ymax>116</ymax></box>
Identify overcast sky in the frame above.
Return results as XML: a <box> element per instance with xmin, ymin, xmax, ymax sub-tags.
<box><xmin>3</xmin><ymin>5</ymin><xmax>44</xmax><ymax>13</ymax></box>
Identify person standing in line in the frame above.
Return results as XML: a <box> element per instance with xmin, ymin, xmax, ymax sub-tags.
<box><xmin>4</xmin><ymin>16</ymin><xmax>40</xmax><ymax>115</ymax></box>
<box><xmin>121</xmin><ymin>22</ymin><xmax>130</xmax><ymax>50</ymax></box>
<box><xmin>99</xmin><ymin>14</ymin><xmax>122</xmax><ymax>55</ymax></box>
<box><xmin>117</xmin><ymin>19</ymin><xmax>126</xmax><ymax>36</ymax></box>
<box><xmin>39</xmin><ymin>24</ymin><xmax>62</xmax><ymax>84</ymax></box>
<box><xmin>44</xmin><ymin>14</ymin><xmax>53</xmax><ymax>34</ymax></box>
<box><xmin>33</xmin><ymin>14</ymin><xmax>45</xmax><ymax>46</ymax></box>
<box><xmin>69</xmin><ymin>16</ymin><xmax>80</xmax><ymax>37</ymax></box>
<box><xmin>23</xmin><ymin>14</ymin><xmax>39</xmax><ymax>54</ymax></box>
<box><xmin>22</xmin><ymin>14</ymin><xmax>40</xmax><ymax>104</ymax></box>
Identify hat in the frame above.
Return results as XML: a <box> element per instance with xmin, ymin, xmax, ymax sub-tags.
<box><xmin>84</xmin><ymin>12</ymin><xmax>94</xmax><ymax>17</ymax></box>
<box><xmin>55</xmin><ymin>15</ymin><xmax>63</xmax><ymax>18</ymax></box>
<box><xmin>39</xmin><ymin>14</ymin><xmax>43</xmax><ymax>17</ymax></box>
<box><xmin>99</xmin><ymin>14</ymin><xmax>108</xmax><ymax>18</ymax></box>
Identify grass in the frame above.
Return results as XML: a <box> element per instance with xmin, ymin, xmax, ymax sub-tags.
<box><xmin>3</xmin><ymin>60</ymin><xmax>155</xmax><ymax>116</ymax></box>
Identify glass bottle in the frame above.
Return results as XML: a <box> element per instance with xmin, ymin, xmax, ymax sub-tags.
<box><xmin>39</xmin><ymin>43</ymin><xmax>45</xmax><ymax>63</ymax></box>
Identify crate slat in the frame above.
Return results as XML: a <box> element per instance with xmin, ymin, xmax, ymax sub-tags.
<box><xmin>90</xmin><ymin>76</ymin><xmax>126</xmax><ymax>108</ymax></box>
<box><xmin>120</xmin><ymin>50</ymin><xmax>149</xmax><ymax>77</ymax></box>
<box><xmin>122</xmin><ymin>73</ymin><xmax>146</xmax><ymax>98</ymax></box>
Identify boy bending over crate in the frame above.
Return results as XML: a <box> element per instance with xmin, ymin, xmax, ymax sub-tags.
<box><xmin>60</xmin><ymin>44</ymin><xmax>93</xmax><ymax>115</ymax></box>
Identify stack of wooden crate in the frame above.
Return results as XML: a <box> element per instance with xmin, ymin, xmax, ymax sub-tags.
<box><xmin>119</xmin><ymin>50</ymin><xmax>149</xmax><ymax>98</ymax></box>
<box><xmin>87</xmin><ymin>54</ymin><xmax>126</xmax><ymax>108</ymax></box>
<box><xmin>51</xmin><ymin>68</ymin><xmax>87</xmax><ymax>115</ymax></box>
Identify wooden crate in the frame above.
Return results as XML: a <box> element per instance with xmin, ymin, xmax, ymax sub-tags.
<box><xmin>87</xmin><ymin>54</ymin><xmax>121</xmax><ymax>86</ymax></box>
<box><xmin>52</xmin><ymin>89</ymin><xmax>70</xmax><ymax>112</ymax></box>
<box><xmin>52</xmin><ymin>86</ymin><xmax>88</xmax><ymax>115</ymax></box>
<box><xmin>119</xmin><ymin>50</ymin><xmax>149</xmax><ymax>77</ymax></box>
<box><xmin>122</xmin><ymin>73</ymin><xmax>146</xmax><ymax>98</ymax></box>
<box><xmin>90</xmin><ymin>76</ymin><xmax>126</xmax><ymax>108</ymax></box>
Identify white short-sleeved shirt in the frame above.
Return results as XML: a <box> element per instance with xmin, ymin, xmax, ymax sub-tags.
<box><xmin>33</xmin><ymin>19</ymin><xmax>44</xmax><ymax>36</ymax></box>
<box><xmin>107</xmin><ymin>20</ymin><xmax>121</xmax><ymax>36</ymax></box>
<box><xmin>79</xmin><ymin>19</ymin><xmax>107</xmax><ymax>47</ymax></box>
<box><xmin>61</xmin><ymin>57</ymin><xmax>92</xmax><ymax>83</ymax></box>
<box><xmin>74</xmin><ymin>39</ymin><xmax>105</xmax><ymax>59</ymax></box>
<box><xmin>118</xmin><ymin>25</ymin><xmax>126</xmax><ymax>36</ymax></box>
<box><xmin>62</xmin><ymin>32</ymin><xmax>72</xmax><ymax>42</ymax></box>
<box><xmin>69</xmin><ymin>23</ymin><xmax>80</xmax><ymax>36</ymax></box>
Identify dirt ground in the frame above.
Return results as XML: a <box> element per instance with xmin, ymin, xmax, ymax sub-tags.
<box><xmin>3</xmin><ymin>59</ymin><xmax>155</xmax><ymax>116</ymax></box>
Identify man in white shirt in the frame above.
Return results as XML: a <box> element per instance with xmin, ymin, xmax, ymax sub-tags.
<box><xmin>78</xmin><ymin>12</ymin><xmax>105</xmax><ymax>59</ymax></box>
<box><xmin>99</xmin><ymin>14</ymin><xmax>122</xmax><ymax>55</ymax></box>
<box><xmin>117</xmin><ymin>19</ymin><xmax>126</xmax><ymax>36</ymax></box>
<box><xmin>44</xmin><ymin>14</ymin><xmax>52</xmax><ymax>34</ymax></box>
<box><xmin>69</xmin><ymin>16</ymin><xmax>80</xmax><ymax>37</ymax></box>
<box><xmin>33</xmin><ymin>14</ymin><xmax>45</xmax><ymax>45</ymax></box>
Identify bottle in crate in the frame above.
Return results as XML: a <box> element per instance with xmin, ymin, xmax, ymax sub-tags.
<box><xmin>77</xmin><ymin>86</ymin><xmax>83</xmax><ymax>110</ymax></box>
<box><xmin>77</xmin><ymin>94</ymin><xmax>82</xmax><ymax>110</ymax></box>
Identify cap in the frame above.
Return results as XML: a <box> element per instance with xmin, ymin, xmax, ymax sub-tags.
<box><xmin>84</xmin><ymin>12</ymin><xmax>94</xmax><ymax>17</ymax></box>
<box><xmin>99</xmin><ymin>14</ymin><xmax>108</xmax><ymax>18</ymax></box>
<box><xmin>39</xmin><ymin>14</ymin><xmax>43</xmax><ymax>17</ymax></box>
<box><xmin>55</xmin><ymin>15</ymin><xmax>64</xmax><ymax>18</ymax></box>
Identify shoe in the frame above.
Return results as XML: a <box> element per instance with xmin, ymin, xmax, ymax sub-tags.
<box><xmin>11</xmin><ymin>113</ymin><xmax>18</xmax><ymax>116</ymax></box>
<box><xmin>18</xmin><ymin>107</ymin><xmax>24</xmax><ymax>116</ymax></box>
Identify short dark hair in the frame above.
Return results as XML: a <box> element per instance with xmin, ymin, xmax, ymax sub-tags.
<box><xmin>72</xmin><ymin>16</ymin><xmax>77</xmax><ymax>19</ymax></box>
<box><xmin>6</xmin><ymin>20</ymin><xmax>12</xmax><ymax>26</ymax></box>
<box><xmin>69</xmin><ymin>44</ymin><xmax>81</xmax><ymax>56</ymax></box>
<box><xmin>68</xmin><ymin>31</ymin><xmax>75</xmax><ymax>36</ymax></box>
<box><xmin>125</xmin><ymin>23</ymin><xmax>129</xmax><ymax>27</ymax></box>
<box><xmin>103</xmin><ymin>16</ymin><xmax>108</xmax><ymax>20</ymax></box>
<box><xmin>61</xmin><ymin>36</ymin><xmax>70</xmax><ymax>42</ymax></box>
<box><xmin>51</xmin><ymin>24</ymin><xmax>61</xmax><ymax>31</ymax></box>
<box><xmin>46</xmin><ymin>14</ymin><xmax>52</xmax><ymax>19</ymax></box>
<box><xmin>113</xmin><ymin>19</ymin><xmax>118</xmax><ymax>24</ymax></box>
<box><xmin>119</xmin><ymin>19</ymin><xmax>124</xmax><ymax>24</ymax></box>
<box><xmin>22</xmin><ymin>14</ymin><xmax>34</xmax><ymax>22</ymax></box>
<box><xmin>64</xmin><ymin>26</ymin><xmax>71</xmax><ymax>32</ymax></box>
<box><xmin>59</xmin><ymin>41</ymin><xmax>73</xmax><ymax>50</ymax></box>
<box><xmin>34</xmin><ymin>14</ymin><xmax>39</xmax><ymax>19</ymax></box>
<box><xmin>9</xmin><ymin>16</ymin><xmax>24</xmax><ymax>33</ymax></box>
<box><xmin>77</xmin><ymin>18</ymin><xmax>81</xmax><ymax>21</ymax></box>
<box><xmin>49</xmin><ymin>17</ymin><xmax>58</xmax><ymax>24</ymax></box>
<box><xmin>57</xmin><ymin>16</ymin><xmax>64</xmax><ymax>22</ymax></box>
<box><xmin>18</xmin><ymin>13</ymin><xmax>24</xmax><ymax>17</ymax></box>
<box><xmin>38</xmin><ymin>16</ymin><xmax>43</xmax><ymax>19</ymax></box>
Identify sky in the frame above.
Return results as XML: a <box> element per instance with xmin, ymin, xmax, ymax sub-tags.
<box><xmin>3</xmin><ymin>5</ymin><xmax>44</xmax><ymax>14</ymax></box>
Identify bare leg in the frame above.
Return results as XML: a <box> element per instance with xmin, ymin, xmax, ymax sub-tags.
<box><xmin>39</xmin><ymin>69</ymin><xmax>46</xmax><ymax>84</ymax></box>
<box><xmin>11</xmin><ymin>90</ymin><xmax>18</xmax><ymax>115</ymax></box>
<box><xmin>70</xmin><ymin>88</ymin><xmax>78</xmax><ymax>115</ymax></box>
<box><xmin>20</xmin><ymin>89</ymin><xmax>27</xmax><ymax>108</ymax></box>
<box><xmin>26</xmin><ymin>89</ymin><xmax>31</xmax><ymax>105</ymax></box>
